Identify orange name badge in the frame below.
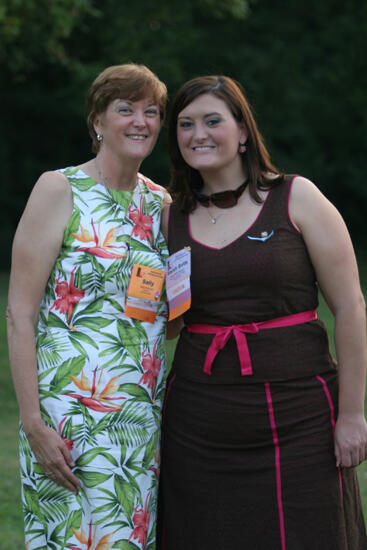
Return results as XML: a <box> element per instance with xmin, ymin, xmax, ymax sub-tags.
<box><xmin>125</xmin><ymin>264</ymin><xmax>165</xmax><ymax>323</ymax></box>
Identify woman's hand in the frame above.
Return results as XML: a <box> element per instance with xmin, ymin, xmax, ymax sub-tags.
<box><xmin>25</xmin><ymin>420</ymin><xmax>81</xmax><ymax>493</ymax></box>
<box><xmin>334</xmin><ymin>413</ymin><xmax>367</xmax><ymax>467</ymax></box>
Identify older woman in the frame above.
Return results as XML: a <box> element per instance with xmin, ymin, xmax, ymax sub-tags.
<box><xmin>7</xmin><ymin>63</ymin><xmax>170</xmax><ymax>550</ymax></box>
<box><xmin>158</xmin><ymin>76</ymin><xmax>367</xmax><ymax>549</ymax></box>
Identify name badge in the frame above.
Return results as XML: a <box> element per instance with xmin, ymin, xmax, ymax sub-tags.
<box><xmin>126</xmin><ymin>264</ymin><xmax>165</xmax><ymax>323</ymax></box>
<box><xmin>166</xmin><ymin>247</ymin><xmax>191</xmax><ymax>321</ymax></box>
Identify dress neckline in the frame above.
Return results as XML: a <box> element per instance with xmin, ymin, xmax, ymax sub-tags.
<box><xmin>187</xmin><ymin>187</ymin><xmax>272</xmax><ymax>251</ymax></box>
<box><xmin>75</xmin><ymin>166</ymin><xmax>142</xmax><ymax>195</ymax></box>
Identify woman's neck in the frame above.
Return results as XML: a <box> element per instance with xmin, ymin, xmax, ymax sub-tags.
<box><xmin>200</xmin><ymin>164</ymin><xmax>247</xmax><ymax>194</ymax></box>
<box><xmin>96</xmin><ymin>150</ymin><xmax>141</xmax><ymax>191</ymax></box>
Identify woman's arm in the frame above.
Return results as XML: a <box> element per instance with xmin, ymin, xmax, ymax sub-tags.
<box><xmin>290</xmin><ymin>176</ymin><xmax>367</xmax><ymax>467</ymax></box>
<box><xmin>7</xmin><ymin>170</ymin><xmax>81</xmax><ymax>492</ymax></box>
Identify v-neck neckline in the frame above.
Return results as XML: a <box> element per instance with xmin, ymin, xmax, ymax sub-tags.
<box><xmin>187</xmin><ymin>187</ymin><xmax>272</xmax><ymax>251</ymax></box>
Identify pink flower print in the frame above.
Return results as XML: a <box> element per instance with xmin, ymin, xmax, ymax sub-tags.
<box><xmin>139</xmin><ymin>175</ymin><xmax>162</xmax><ymax>192</ymax></box>
<box><xmin>58</xmin><ymin>417</ymin><xmax>74</xmax><ymax>450</ymax></box>
<box><xmin>128</xmin><ymin>195</ymin><xmax>153</xmax><ymax>245</ymax></box>
<box><xmin>128</xmin><ymin>492</ymin><xmax>151</xmax><ymax>548</ymax></box>
<box><xmin>50</xmin><ymin>267</ymin><xmax>84</xmax><ymax>324</ymax></box>
<box><xmin>137</xmin><ymin>338</ymin><xmax>161</xmax><ymax>396</ymax></box>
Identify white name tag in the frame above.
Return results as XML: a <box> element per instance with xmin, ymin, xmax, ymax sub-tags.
<box><xmin>166</xmin><ymin>247</ymin><xmax>191</xmax><ymax>320</ymax></box>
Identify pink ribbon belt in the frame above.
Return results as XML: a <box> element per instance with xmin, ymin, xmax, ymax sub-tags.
<box><xmin>186</xmin><ymin>309</ymin><xmax>317</xmax><ymax>376</ymax></box>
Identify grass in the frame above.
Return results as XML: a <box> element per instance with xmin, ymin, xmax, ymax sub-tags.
<box><xmin>0</xmin><ymin>273</ymin><xmax>23</xmax><ymax>550</ymax></box>
<box><xmin>318</xmin><ymin>293</ymin><xmax>367</xmax><ymax>509</ymax></box>
<box><xmin>0</xmin><ymin>270</ymin><xmax>366</xmax><ymax>548</ymax></box>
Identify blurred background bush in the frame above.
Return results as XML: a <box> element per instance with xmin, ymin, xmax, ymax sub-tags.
<box><xmin>1</xmin><ymin>0</ymin><xmax>367</xmax><ymax>267</ymax></box>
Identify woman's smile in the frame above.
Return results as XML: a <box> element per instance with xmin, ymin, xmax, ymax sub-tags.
<box><xmin>177</xmin><ymin>93</ymin><xmax>246</xmax><ymax>174</ymax></box>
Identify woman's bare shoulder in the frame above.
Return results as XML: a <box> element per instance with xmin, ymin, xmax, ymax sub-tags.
<box><xmin>34</xmin><ymin>170</ymin><xmax>71</xmax><ymax>195</ymax></box>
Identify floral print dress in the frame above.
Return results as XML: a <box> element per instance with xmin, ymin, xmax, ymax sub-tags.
<box><xmin>20</xmin><ymin>167</ymin><xmax>168</xmax><ymax>550</ymax></box>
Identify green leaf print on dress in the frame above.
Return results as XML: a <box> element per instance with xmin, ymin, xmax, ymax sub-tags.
<box><xmin>21</xmin><ymin>167</ymin><xmax>168</xmax><ymax>550</ymax></box>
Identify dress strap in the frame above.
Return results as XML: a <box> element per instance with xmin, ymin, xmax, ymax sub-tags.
<box><xmin>186</xmin><ymin>310</ymin><xmax>318</xmax><ymax>376</ymax></box>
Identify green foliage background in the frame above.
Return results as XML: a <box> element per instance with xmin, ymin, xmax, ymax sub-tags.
<box><xmin>1</xmin><ymin>0</ymin><xmax>367</xmax><ymax>265</ymax></box>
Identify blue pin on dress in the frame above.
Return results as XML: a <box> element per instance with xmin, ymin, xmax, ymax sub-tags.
<box><xmin>247</xmin><ymin>230</ymin><xmax>274</xmax><ymax>242</ymax></box>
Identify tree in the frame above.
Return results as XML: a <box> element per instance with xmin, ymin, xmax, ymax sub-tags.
<box><xmin>1</xmin><ymin>0</ymin><xmax>367</xmax><ymax>267</ymax></box>
<box><xmin>0</xmin><ymin>0</ymin><xmax>98</xmax><ymax>77</ymax></box>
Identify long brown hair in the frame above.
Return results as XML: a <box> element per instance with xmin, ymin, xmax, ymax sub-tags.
<box><xmin>168</xmin><ymin>75</ymin><xmax>283</xmax><ymax>212</ymax></box>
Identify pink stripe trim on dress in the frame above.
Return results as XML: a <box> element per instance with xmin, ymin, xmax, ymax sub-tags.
<box><xmin>287</xmin><ymin>174</ymin><xmax>302</xmax><ymax>233</ymax></box>
<box><xmin>265</xmin><ymin>382</ymin><xmax>286</xmax><ymax>550</ymax></box>
<box><xmin>166</xmin><ymin>203</ymin><xmax>172</xmax><ymax>247</ymax></box>
<box><xmin>316</xmin><ymin>375</ymin><xmax>343</xmax><ymax>499</ymax></box>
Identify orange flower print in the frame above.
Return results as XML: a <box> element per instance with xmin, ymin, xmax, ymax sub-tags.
<box><xmin>67</xmin><ymin>522</ymin><xmax>115</xmax><ymax>549</ymax></box>
<box><xmin>128</xmin><ymin>492</ymin><xmax>151</xmax><ymax>548</ymax></box>
<box><xmin>73</xmin><ymin>219</ymin><xmax>126</xmax><ymax>259</ymax></box>
<box><xmin>73</xmin><ymin>225</ymin><xmax>93</xmax><ymax>242</ymax></box>
<box><xmin>128</xmin><ymin>196</ymin><xmax>153</xmax><ymax>245</ymax></box>
<box><xmin>149</xmin><ymin>450</ymin><xmax>159</xmax><ymax>480</ymax></box>
<box><xmin>50</xmin><ymin>267</ymin><xmax>84</xmax><ymax>324</ymax></box>
<box><xmin>137</xmin><ymin>338</ymin><xmax>161</xmax><ymax>396</ymax></box>
<box><xmin>66</xmin><ymin>367</ymin><xmax>125</xmax><ymax>412</ymax></box>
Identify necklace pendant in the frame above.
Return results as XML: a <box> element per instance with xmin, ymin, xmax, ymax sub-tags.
<box><xmin>211</xmin><ymin>218</ymin><xmax>216</xmax><ymax>224</ymax></box>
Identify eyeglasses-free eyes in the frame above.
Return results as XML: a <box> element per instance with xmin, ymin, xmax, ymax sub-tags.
<box><xmin>193</xmin><ymin>180</ymin><xmax>247</xmax><ymax>208</ymax></box>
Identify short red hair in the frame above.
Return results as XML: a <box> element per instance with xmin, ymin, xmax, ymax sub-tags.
<box><xmin>86</xmin><ymin>63</ymin><xmax>167</xmax><ymax>153</ymax></box>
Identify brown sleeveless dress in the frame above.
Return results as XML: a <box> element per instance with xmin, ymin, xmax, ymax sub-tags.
<box><xmin>158</xmin><ymin>176</ymin><xmax>366</xmax><ymax>549</ymax></box>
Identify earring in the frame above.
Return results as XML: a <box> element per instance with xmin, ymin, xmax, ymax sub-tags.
<box><xmin>96</xmin><ymin>133</ymin><xmax>103</xmax><ymax>142</ymax></box>
<box><xmin>239</xmin><ymin>142</ymin><xmax>247</xmax><ymax>153</ymax></box>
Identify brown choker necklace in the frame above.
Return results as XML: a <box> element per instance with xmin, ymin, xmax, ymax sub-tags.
<box><xmin>193</xmin><ymin>180</ymin><xmax>247</xmax><ymax>209</ymax></box>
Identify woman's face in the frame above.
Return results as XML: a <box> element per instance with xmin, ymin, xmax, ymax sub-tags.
<box><xmin>94</xmin><ymin>97</ymin><xmax>161</xmax><ymax>161</ymax></box>
<box><xmin>176</xmin><ymin>93</ymin><xmax>247</xmax><ymax>174</ymax></box>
